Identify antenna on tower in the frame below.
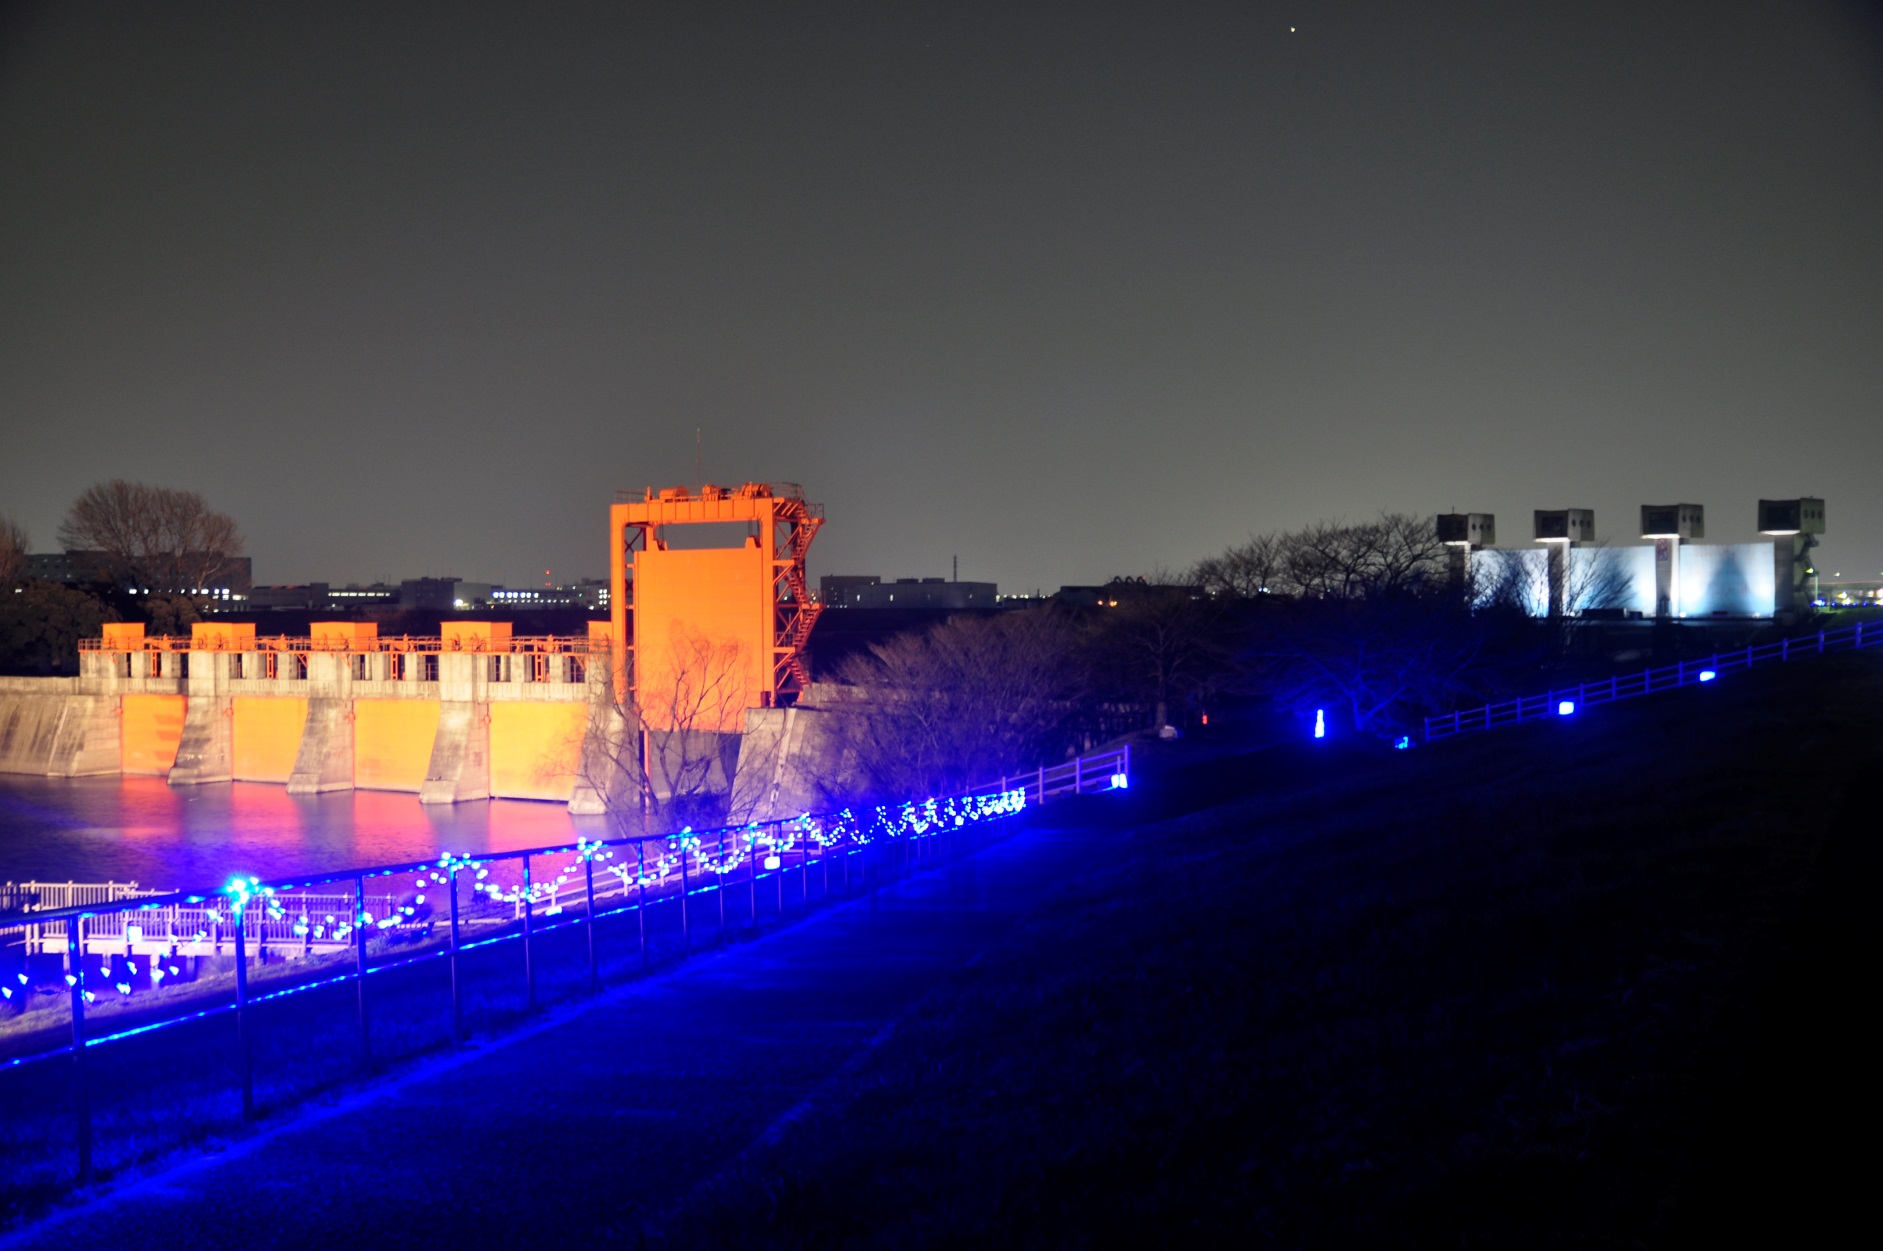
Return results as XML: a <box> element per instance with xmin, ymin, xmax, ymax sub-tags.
<box><xmin>694</xmin><ymin>428</ymin><xmax>702</xmax><ymax>484</ymax></box>
<box><xmin>953</xmin><ymin>553</ymin><xmax>958</xmax><ymax>581</ymax></box>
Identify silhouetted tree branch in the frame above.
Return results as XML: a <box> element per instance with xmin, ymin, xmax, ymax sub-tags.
<box><xmin>578</xmin><ymin>626</ymin><xmax>752</xmax><ymax>835</ymax></box>
<box><xmin>1194</xmin><ymin>513</ymin><xmax>1448</xmax><ymax>602</ymax></box>
<box><xmin>58</xmin><ymin>480</ymin><xmax>244</xmax><ymax>594</ymax></box>
<box><xmin>0</xmin><ymin>515</ymin><xmax>27</xmax><ymax>587</ymax></box>
<box><xmin>829</xmin><ymin>609</ymin><xmax>1085</xmax><ymax>801</ymax></box>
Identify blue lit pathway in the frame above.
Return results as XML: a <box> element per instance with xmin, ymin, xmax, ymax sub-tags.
<box><xmin>2</xmin><ymin>814</ymin><xmax>1110</xmax><ymax>1248</ymax></box>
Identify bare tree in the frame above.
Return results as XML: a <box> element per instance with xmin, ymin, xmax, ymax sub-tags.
<box><xmin>0</xmin><ymin>515</ymin><xmax>27</xmax><ymax>587</ymax></box>
<box><xmin>1194</xmin><ymin>533</ymin><xmax>1287</xmax><ymax>598</ymax></box>
<box><xmin>829</xmin><ymin>608</ymin><xmax>1085</xmax><ymax>802</ymax></box>
<box><xmin>58</xmin><ymin>480</ymin><xmax>244</xmax><ymax>593</ymax></box>
<box><xmin>0</xmin><ymin>580</ymin><xmax>118</xmax><ymax>676</ymax></box>
<box><xmin>577</xmin><ymin>626</ymin><xmax>754</xmax><ymax>835</ymax></box>
<box><xmin>1249</xmin><ymin>594</ymin><xmax>1488</xmax><ymax>737</ymax></box>
<box><xmin>1195</xmin><ymin>514</ymin><xmax>1447</xmax><ymax>602</ymax></box>
<box><xmin>1469</xmin><ymin>544</ymin><xmax>1638</xmax><ymax>655</ymax></box>
<box><xmin>1085</xmin><ymin>575</ymin><xmax>1235</xmax><ymax>731</ymax></box>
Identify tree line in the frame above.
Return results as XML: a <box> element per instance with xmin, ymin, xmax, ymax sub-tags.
<box><xmin>815</xmin><ymin>512</ymin><xmax>1630</xmax><ymax>811</ymax></box>
<box><xmin>0</xmin><ymin>480</ymin><xmax>244</xmax><ymax>674</ymax></box>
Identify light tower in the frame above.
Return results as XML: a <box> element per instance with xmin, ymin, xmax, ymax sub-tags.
<box><xmin>1436</xmin><ymin>512</ymin><xmax>1495</xmax><ymax>599</ymax></box>
<box><xmin>1640</xmin><ymin>504</ymin><xmax>1704</xmax><ymax>618</ymax></box>
<box><xmin>1757</xmin><ymin>498</ymin><xmax>1825</xmax><ymax>618</ymax></box>
<box><xmin>1533</xmin><ymin>508</ymin><xmax>1595</xmax><ymax>617</ymax></box>
<box><xmin>607</xmin><ymin>483</ymin><xmax>824</xmax><ymax>729</ymax></box>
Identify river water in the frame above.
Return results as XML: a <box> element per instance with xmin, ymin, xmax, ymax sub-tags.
<box><xmin>0</xmin><ymin>776</ymin><xmax>612</xmax><ymax>891</ymax></box>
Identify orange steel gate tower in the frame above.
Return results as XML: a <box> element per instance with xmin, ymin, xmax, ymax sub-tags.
<box><xmin>608</xmin><ymin>483</ymin><xmax>824</xmax><ymax>728</ymax></box>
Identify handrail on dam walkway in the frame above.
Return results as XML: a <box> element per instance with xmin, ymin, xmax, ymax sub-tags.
<box><xmin>1423</xmin><ymin>619</ymin><xmax>1876</xmax><ymax>743</ymax></box>
<box><xmin>77</xmin><ymin>632</ymin><xmax>602</xmax><ymax>654</ymax></box>
<box><xmin>1</xmin><ymin>741</ymin><xmax>1129</xmax><ymax>1187</ymax></box>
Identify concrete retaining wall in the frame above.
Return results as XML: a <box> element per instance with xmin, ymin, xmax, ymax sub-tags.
<box><xmin>0</xmin><ymin>678</ymin><xmax>121</xmax><ymax>778</ymax></box>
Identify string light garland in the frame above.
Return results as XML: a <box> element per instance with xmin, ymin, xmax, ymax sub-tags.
<box><xmin>17</xmin><ymin>776</ymin><xmax>1047</xmax><ymax>1026</ymax></box>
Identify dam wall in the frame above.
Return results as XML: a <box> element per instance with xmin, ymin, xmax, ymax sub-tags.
<box><xmin>4</xmin><ymin>620</ymin><xmax>850</xmax><ymax>819</ymax></box>
<box><xmin>0</xmin><ymin>678</ymin><xmax>123</xmax><ymax>778</ymax></box>
<box><xmin>3</xmin><ymin>624</ymin><xmax>601</xmax><ymax>807</ymax></box>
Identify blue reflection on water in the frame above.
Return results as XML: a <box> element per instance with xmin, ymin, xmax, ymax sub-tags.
<box><xmin>0</xmin><ymin>776</ymin><xmax>608</xmax><ymax>890</ymax></box>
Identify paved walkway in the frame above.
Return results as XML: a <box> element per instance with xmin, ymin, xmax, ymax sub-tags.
<box><xmin>2</xmin><ymin>815</ymin><xmax>1108</xmax><ymax>1248</ymax></box>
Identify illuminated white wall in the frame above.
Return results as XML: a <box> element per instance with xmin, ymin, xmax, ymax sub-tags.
<box><xmin>1470</xmin><ymin>543</ymin><xmax>1775</xmax><ymax>617</ymax></box>
<box><xmin>1678</xmin><ymin>542</ymin><xmax>1774</xmax><ymax>617</ymax></box>
<box><xmin>1470</xmin><ymin>548</ymin><xmax>1548</xmax><ymax>615</ymax></box>
<box><xmin>1573</xmin><ymin>545</ymin><xmax>1654</xmax><ymax>614</ymax></box>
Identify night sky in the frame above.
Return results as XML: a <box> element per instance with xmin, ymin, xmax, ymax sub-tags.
<box><xmin>3</xmin><ymin>2</ymin><xmax>1880</xmax><ymax>594</ymax></box>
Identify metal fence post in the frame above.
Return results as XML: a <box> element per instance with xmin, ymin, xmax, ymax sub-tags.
<box><xmin>636</xmin><ymin>841</ymin><xmax>647</xmax><ymax>968</ymax></box>
<box><xmin>354</xmin><ymin>876</ymin><xmax>372</xmax><ymax>1067</ymax></box>
<box><xmin>446</xmin><ymin>870</ymin><xmax>462</xmax><ymax>1041</ymax></box>
<box><xmin>522</xmin><ymin>854</ymin><xmax>536</xmax><ymax>1012</ymax></box>
<box><xmin>66</xmin><ymin>916</ymin><xmax>91</xmax><ymax>1187</ymax></box>
<box><xmin>747</xmin><ymin>828</ymin><xmax>758</xmax><ymax>928</ymax></box>
<box><xmin>584</xmin><ymin>853</ymin><xmax>599</xmax><ymax>994</ymax></box>
<box><xmin>233</xmin><ymin>905</ymin><xmax>254</xmax><ymax>1121</ymax></box>
<box><xmin>718</xmin><ymin>830</ymin><xmax>727</xmax><ymax>937</ymax></box>
<box><xmin>679</xmin><ymin>844</ymin><xmax>690</xmax><ymax>954</ymax></box>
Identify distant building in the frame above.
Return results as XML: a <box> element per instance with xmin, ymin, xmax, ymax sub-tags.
<box><xmin>819</xmin><ymin>575</ymin><xmax>997</xmax><ymax>609</ymax></box>
<box><xmin>325</xmin><ymin>583</ymin><xmax>401</xmax><ymax>608</ymax></box>
<box><xmin>24</xmin><ymin>549</ymin><xmax>251</xmax><ymax>598</ymax></box>
<box><xmin>247</xmin><ymin>583</ymin><xmax>334</xmax><ymax>612</ymax></box>
<box><xmin>1054</xmin><ymin>577</ymin><xmax>1193</xmax><ymax>608</ymax></box>
<box><xmin>399</xmin><ymin>577</ymin><xmax>493</xmax><ymax>611</ymax></box>
<box><xmin>488</xmin><ymin>578</ymin><xmax>610</xmax><ymax>611</ymax></box>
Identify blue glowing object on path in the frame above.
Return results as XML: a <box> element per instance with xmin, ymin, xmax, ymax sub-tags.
<box><xmin>1698</xmin><ymin>669</ymin><xmax>1717</xmax><ymax>682</ymax></box>
<box><xmin>1110</xmin><ymin>773</ymin><xmax>1129</xmax><ymax>789</ymax></box>
<box><xmin>1394</xmin><ymin>735</ymin><xmax>1411</xmax><ymax>750</ymax></box>
<box><xmin>1313</xmin><ymin>709</ymin><xmax>1326</xmax><ymax>739</ymax></box>
<box><xmin>1557</xmin><ymin>700</ymin><xmax>1576</xmax><ymax>716</ymax></box>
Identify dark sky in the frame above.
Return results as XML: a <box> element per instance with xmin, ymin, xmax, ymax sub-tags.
<box><xmin>4</xmin><ymin>1</ymin><xmax>1881</xmax><ymax>593</ymax></box>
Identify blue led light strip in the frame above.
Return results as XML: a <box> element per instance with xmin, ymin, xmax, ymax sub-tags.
<box><xmin>1422</xmin><ymin>619</ymin><xmax>1875</xmax><ymax>744</ymax></box>
<box><xmin>3</xmin><ymin>746</ymin><xmax>1130</xmax><ymax>1069</ymax></box>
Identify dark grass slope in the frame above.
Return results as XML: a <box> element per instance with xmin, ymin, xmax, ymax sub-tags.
<box><xmin>645</xmin><ymin>654</ymin><xmax>1881</xmax><ymax>1248</ymax></box>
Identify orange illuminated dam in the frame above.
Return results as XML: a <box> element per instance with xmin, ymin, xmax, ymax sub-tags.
<box><xmin>0</xmin><ymin>621</ymin><xmax>599</xmax><ymax>807</ymax></box>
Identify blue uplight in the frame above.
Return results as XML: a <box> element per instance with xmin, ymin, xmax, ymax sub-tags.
<box><xmin>1393</xmin><ymin>735</ymin><xmax>1411</xmax><ymax>750</ymax></box>
<box><xmin>1557</xmin><ymin>700</ymin><xmax>1575</xmax><ymax>716</ymax></box>
<box><xmin>1698</xmin><ymin>669</ymin><xmax>1716</xmax><ymax>682</ymax></box>
<box><xmin>1110</xmin><ymin>772</ymin><xmax>1129</xmax><ymax>789</ymax></box>
<box><xmin>1313</xmin><ymin>709</ymin><xmax>1326</xmax><ymax>739</ymax></box>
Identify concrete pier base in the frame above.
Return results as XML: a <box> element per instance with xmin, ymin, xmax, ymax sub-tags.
<box><xmin>288</xmin><ymin>698</ymin><xmax>356</xmax><ymax>794</ymax></box>
<box><xmin>45</xmin><ymin>694</ymin><xmax>121</xmax><ymax>776</ymax></box>
<box><xmin>167</xmin><ymin>695</ymin><xmax>232</xmax><ymax>786</ymax></box>
<box><xmin>419</xmin><ymin>702</ymin><xmax>491</xmax><ymax>804</ymax></box>
<box><xmin>567</xmin><ymin>702</ymin><xmax>638</xmax><ymax>822</ymax></box>
<box><xmin>0</xmin><ymin>680</ymin><xmax>120</xmax><ymax>777</ymax></box>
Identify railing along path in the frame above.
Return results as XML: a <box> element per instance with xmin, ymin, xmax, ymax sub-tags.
<box><xmin>0</xmin><ymin>742</ymin><xmax>1129</xmax><ymax>1187</ymax></box>
<box><xmin>1424</xmin><ymin>619</ymin><xmax>1876</xmax><ymax>742</ymax></box>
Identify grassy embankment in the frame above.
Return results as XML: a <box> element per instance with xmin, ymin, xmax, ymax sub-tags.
<box><xmin>642</xmin><ymin>653</ymin><xmax>1880</xmax><ymax>1247</ymax></box>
